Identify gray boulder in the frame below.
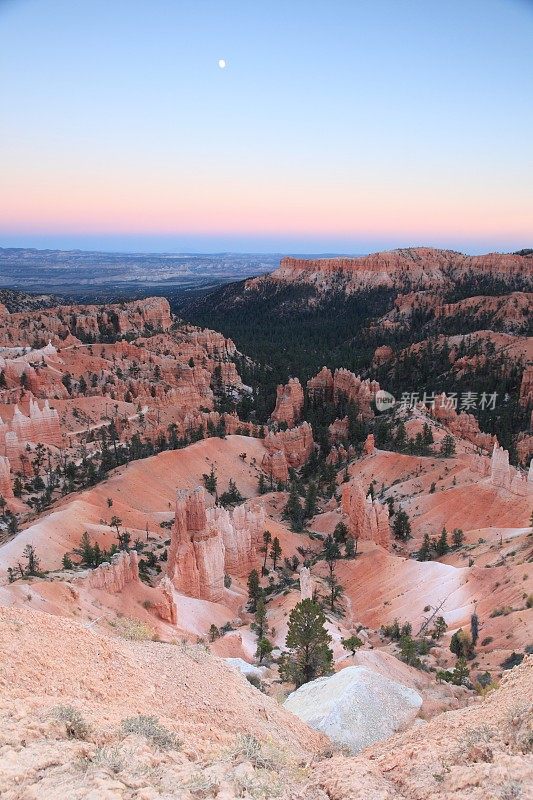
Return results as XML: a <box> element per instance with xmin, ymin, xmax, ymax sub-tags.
<box><xmin>283</xmin><ymin>665</ymin><xmax>422</xmax><ymax>754</ymax></box>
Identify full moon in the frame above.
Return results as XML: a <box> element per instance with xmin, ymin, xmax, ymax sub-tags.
<box><xmin>218</xmin><ymin>59</ymin><xmax>226</xmax><ymax>69</ymax></box>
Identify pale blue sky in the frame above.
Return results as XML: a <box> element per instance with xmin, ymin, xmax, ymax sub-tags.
<box><xmin>1</xmin><ymin>0</ymin><xmax>532</xmax><ymax>253</ymax></box>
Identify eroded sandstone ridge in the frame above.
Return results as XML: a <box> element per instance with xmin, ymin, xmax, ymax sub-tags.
<box><xmin>307</xmin><ymin>367</ymin><xmax>379</xmax><ymax>419</ymax></box>
<box><xmin>427</xmin><ymin>392</ymin><xmax>496</xmax><ymax>452</ymax></box>
<box><xmin>80</xmin><ymin>549</ymin><xmax>141</xmax><ymax>592</ymax></box>
<box><xmin>167</xmin><ymin>487</ymin><xmax>265</xmax><ymax>601</ymax></box>
<box><xmin>342</xmin><ymin>479</ymin><xmax>390</xmax><ymax>547</ymax></box>
<box><xmin>271</xmin><ymin>378</ymin><xmax>304</xmax><ymax>427</ymax></box>
<box><xmin>261</xmin><ymin>422</ymin><xmax>314</xmax><ymax>483</ymax></box>
<box><xmin>0</xmin><ymin>399</ymin><xmax>61</xmax><ymax>471</ymax></box>
<box><xmin>264</xmin><ymin>247</ymin><xmax>533</xmax><ymax>293</ymax></box>
<box><xmin>0</xmin><ymin>296</ymin><xmax>172</xmax><ymax>347</ymax></box>
<box><xmin>490</xmin><ymin>443</ymin><xmax>532</xmax><ymax>495</ymax></box>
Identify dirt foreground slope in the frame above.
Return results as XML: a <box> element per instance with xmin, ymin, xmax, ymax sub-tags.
<box><xmin>0</xmin><ymin>605</ymin><xmax>327</xmax><ymax>799</ymax></box>
<box><xmin>0</xmin><ymin>604</ymin><xmax>531</xmax><ymax>799</ymax></box>
<box><xmin>312</xmin><ymin>656</ymin><xmax>533</xmax><ymax>800</ymax></box>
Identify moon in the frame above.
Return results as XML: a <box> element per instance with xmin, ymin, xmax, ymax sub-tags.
<box><xmin>218</xmin><ymin>59</ymin><xmax>227</xmax><ymax>69</ymax></box>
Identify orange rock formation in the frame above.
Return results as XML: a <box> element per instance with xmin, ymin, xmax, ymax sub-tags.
<box><xmin>167</xmin><ymin>487</ymin><xmax>265</xmax><ymax>601</ymax></box>
<box><xmin>271</xmin><ymin>378</ymin><xmax>304</xmax><ymax>427</ymax></box>
<box><xmin>261</xmin><ymin>422</ymin><xmax>314</xmax><ymax>483</ymax></box>
<box><xmin>342</xmin><ymin>479</ymin><xmax>390</xmax><ymax>547</ymax></box>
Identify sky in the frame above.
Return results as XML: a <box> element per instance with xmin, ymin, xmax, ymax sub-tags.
<box><xmin>0</xmin><ymin>0</ymin><xmax>532</xmax><ymax>254</ymax></box>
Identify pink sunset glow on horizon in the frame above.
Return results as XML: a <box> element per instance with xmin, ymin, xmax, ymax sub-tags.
<box><xmin>1</xmin><ymin>0</ymin><xmax>532</xmax><ymax>253</ymax></box>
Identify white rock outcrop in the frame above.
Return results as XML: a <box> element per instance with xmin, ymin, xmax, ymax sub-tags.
<box><xmin>283</xmin><ymin>666</ymin><xmax>422</xmax><ymax>754</ymax></box>
<box><xmin>225</xmin><ymin>658</ymin><xmax>265</xmax><ymax>682</ymax></box>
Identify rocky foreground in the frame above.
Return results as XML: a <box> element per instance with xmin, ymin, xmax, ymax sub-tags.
<box><xmin>0</xmin><ymin>605</ymin><xmax>530</xmax><ymax>799</ymax></box>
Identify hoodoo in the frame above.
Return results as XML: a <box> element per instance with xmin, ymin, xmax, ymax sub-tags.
<box><xmin>342</xmin><ymin>479</ymin><xmax>390</xmax><ymax>548</ymax></box>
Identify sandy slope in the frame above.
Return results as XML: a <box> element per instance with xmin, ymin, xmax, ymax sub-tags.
<box><xmin>0</xmin><ymin>605</ymin><xmax>328</xmax><ymax>799</ymax></box>
<box><xmin>0</xmin><ymin>435</ymin><xmax>267</xmax><ymax>573</ymax></box>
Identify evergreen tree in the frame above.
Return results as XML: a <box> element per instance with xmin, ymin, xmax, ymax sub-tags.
<box><xmin>440</xmin><ymin>434</ymin><xmax>456</xmax><ymax>457</ymax></box>
<box><xmin>450</xmin><ymin>628</ymin><xmax>474</xmax><ymax>659</ymax></box>
<box><xmin>341</xmin><ymin>634</ymin><xmax>363</xmax><ymax>656</ymax></box>
<box><xmin>62</xmin><ymin>553</ymin><xmax>74</xmax><ymax>570</ymax></box>
<box><xmin>470</xmin><ymin>610</ymin><xmax>479</xmax><ymax>646</ymax></box>
<box><xmin>279</xmin><ymin>599</ymin><xmax>333</xmax><ymax>687</ymax></box>
<box><xmin>22</xmin><ymin>544</ymin><xmax>41</xmax><ymax>576</ymax></box>
<box><xmin>257</xmin><ymin>472</ymin><xmax>267</xmax><ymax>494</ymax></box>
<box><xmin>202</xmin><ymin>464</ymin><xmax>218</xmax><ymax>494</ymax></box>
<box><xmin>252</xmin><ymin>594</ymin><xmax>268</xmax><ymax>640</ymax></box>
<box><xmin>284</xmin><ymin>483</ymin><xmax>304</xmax><ymax>532</ymax></box>
<box><xmin>393</xmin><ymin>509</ymin><xmax>411</xmax><ymax>541</ymax></box>
<box><xmin>219</xmin><ymin>478</ymin><xmax>243</xmax><ymax>507</ymax></box>
<box><xmin>261</xmin><ymin>530</ymin><xmax>272</xmax><ymax>574</ymax></box>
<box><xmin>431</xmin><ymin>615</ymin><xmax>448</xmax><ymax>639</ymax></box>
<box><xmin>394</xmin><ymin>421</ymin><xmax>407</xmax><ymax>451</ymax></box>
<box><xmin>345</xmin><ymin>536</ymin><xmax>356</xmax><ymax>558</ymax></box>
<box><xmin>256</xmin><ymin>637</ymin><xmax>273</xmax><ymax>664</ymax></box>
<box><xmin>452</xmin><ymin>657</ymin><xmax>470</xmax><ymax>686</ymax></box>
<box><xmin>304</xmin><ymin>481</ymin><xmax>318</xmax><ymax>518</ymax></box>
<box><xmin>435</xmin><ymin>527</ymin><xmax>449</xmax><ymax>556</ymax></box>
<box><xmin>246</xmin><ymin>569</ymin><xmax>261</xmax><ymax>612</ymax></box>
<box><xmin>270</xmin><ymin>536</ymin><xmax>282</xmax><ymax>570</ymax></box>
<box><xmin>452</xmin><ymin>528</ymin><xmax>464</xmax><ymax>548</ymax></box>
<box><xmin>417</xmin><ymin>532</ymin><xmax>432</xmax><ymax>561</ymax></box>
<box><xmin>333</xmin><ymin>522</ymin><xmax>348</xmax><ymax>544</ymax></box>
<box><xmin>74</xmin><ymin>531</ymin><xmax>96</xmax><ymax>566</ymax></box>
<box><xmin>422</xmin><ymin>422</ymin><xmax>434</xmax><ymax>446</ymax></box>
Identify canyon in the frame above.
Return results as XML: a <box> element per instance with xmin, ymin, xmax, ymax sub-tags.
<box><xmin>0</xmin><ymin>276</ymin><xmax>531</xmax><ymax>799</ymax></box>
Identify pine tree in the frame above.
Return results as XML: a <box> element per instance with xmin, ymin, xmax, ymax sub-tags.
<box><xmin>279</xmin><ymin>599</ymin><xmax>333</xmax><ymax>686</ymax></box>
<box><xmin>422</xmin><ymin>422</ymin><xmax>434</xmax><ymax>446</ymax></box>
<box><xmin>345</xmin><ymin>536</ymin><xmax>356</xmax><ymax>558</ymax></box>
<box><xmin>270</xmin><ymin>536</ymin><xmax>282</xmax><ymax>570</ymax></box>
<box><xmin>261</xmin><ymin>530</ymin><xmax>272</xmax><ymax>574</ymax></box>
<box><xmin>431</xmin><ymin>615</ymin><xmax>448</xmax><ymax>639</ymax></box>
<box><xmin>452</xmin><ymin>656</ymin><xmax>470</xmax><ymax>686</ymax></box>
<box><xmin>393</xmin><ymin>509</ymin><xmax>411</xmax><ymax>540</ymax></box>
<box><xmin>22</xmin><ymin>544</ymin><xmax>41</xmax><ymax>576</ymax></box>
<box><xmin>341</xmin><ymin>634</ymin><xmax>363</xmax><ymax>656</ymax></box>
<box><xmin>435</xmin><ymin>527</ymin><xmax>449</xmax><ymax>556</ymax></box>
<box><xmin>333</xmin><ymin>522</ymin><xmax>348</xmax><ymax>544</ymax></box>
<box><xmin>417</xmin><ymin>532</ymin><xmax>432</xmax><ymax>561</ymax></box>
<box><xmin>284</xmin><ymin>483</ymin><xmax>304</xmax><ymax>532</ymax></box>
<box><xmin>452</xmin><ymin>528</ymin><xmax>464</xmax><ymax>548</ymax></box>
<box><xmin>470</xmin><ymin>610</ymin><xmax>479</xmax><ymax>646</ymax></box>
<box><xmin>256</xmin><ymin>637</ymin><xmax>273</xmax><ymax>664</ymax></box>
<box><xmin>62</xmin><ymin>553</ymin><xmax>74</xmax><ymax>570</ymax></box>
<box><xmin>440</xmin><ymin>434</ymin><xmax>456</xmax><ymax>457</ymax></box>
<box><xmin>257</xmin><ymin>472</ymin><xmax>267</xmax><ymax>494</ymax></box>
<box><xmin>74</xmin><ymin>531</ymin><xmax>95</xmax><ymax>566</ymax></box>
<box><xmin>304</xmin><ymin>481</ymin><xmax>318</xmax><ymax>518</ymax></box>
<box><xmin>450</xmin><ymin>628</ymin><xmax>474</xmax><ymax>659</ymax></box>
<box><xmin>202</xmin><ymin>464</ymin><xmax>218</xmax><ymax>494</ymax></box>
<box><xmin>247</xmin><ymin>569</ymin><xmax>261</xmax><ymax>612</ymax></box>
<box><xmin>252</xmin><ymin>594</ymin><xmax>268</xmax><ymax>640</ymax></box>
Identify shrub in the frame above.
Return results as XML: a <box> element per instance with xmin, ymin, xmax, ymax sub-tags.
<box><xmin>490</xmin><ymin>606</ymin><xmax>514</xmax><ymax>618</ymax></box>
<box><xmin>52</xmin><ymin>705</ymin><xmax>90</xmax><ymax>740</ymax></box>
<box><xmin>500</xmin><ymin>652</ymin><xmax>524</xmax><ymax>670</ymax></box>
<box><xmin>121</xmin><ymin>714</ymin><xmax>181</xmax><ymax>750</ymax></box>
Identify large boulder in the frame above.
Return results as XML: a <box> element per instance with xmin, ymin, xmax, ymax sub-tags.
<box><xmin>283</xmin><ymin>666</ymin><xmax>422</xmax><ymax>754</ymax></box>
